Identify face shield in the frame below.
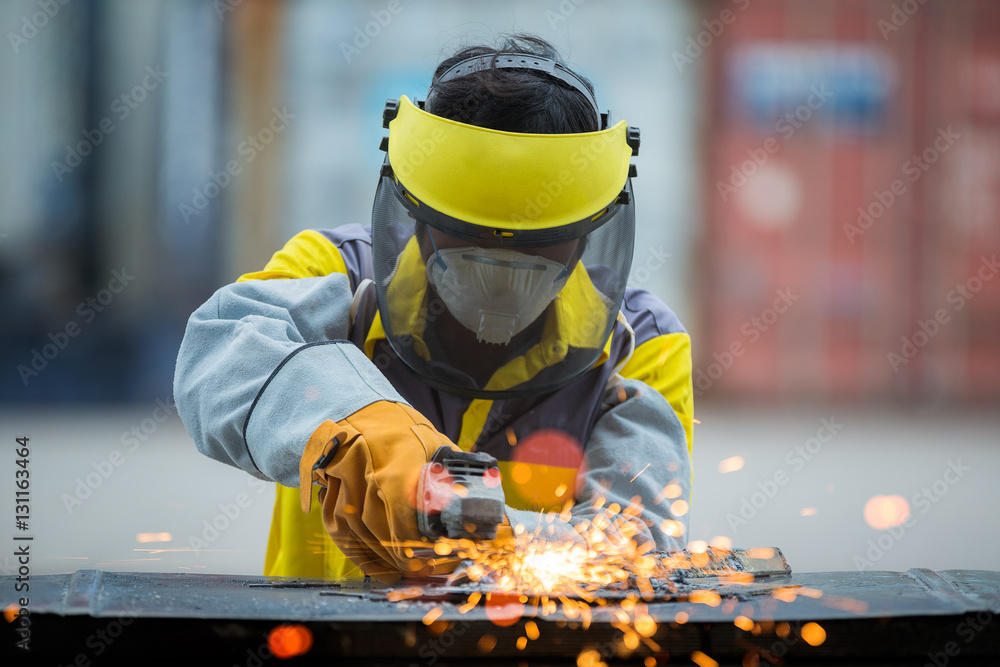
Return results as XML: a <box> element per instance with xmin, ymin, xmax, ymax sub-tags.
<box><xmin>371</xmin><ymin>94</ymin><xmax>639</xmax><ymax>399</ymax></box>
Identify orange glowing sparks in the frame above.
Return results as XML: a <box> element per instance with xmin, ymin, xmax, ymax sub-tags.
<box><xmin>718</xmin><ymin>456</ymin><xmax>744</xmax><ymax>474</ymax></box>
<box><xmin>506</xmin><ymin>428</ymin><xmax>517</xmax><ymax>446</ymax></box>
<box><xmin>674</xmin><ymin>611</ymin><xmax>689</xmax><ymax>624</ymax></box>
<box><xmin>422</xmin><ymin>607</ymin><xmax>444</xmax><ymax>625</ymax></box>
<box><xmin>511</xmin><ymin>462</ymin><xmax>532</xmax><ymax>485</ymax></box>
<box><xmin>734</xmin><ymin>615</ymin><xmax>754</xmax><ymax>631</ymax></box>
<box><xmin>864</xmin><ymin>495</ymin><xmax>910</xmax><ymax>530</ymax></box>
<box><xmin>687</xmin><ymin>540</ymin><xmax>708</xmax><ymax>553</ymax></box>
<box><xmin>689</xmin><ymin>589</ymin><xmax>722</xmax><ymax>607</ymax></box>
<box><xmin>3</xmin><ymin>603</ymin><xmax>20</xmax><ymax>623</ymax></box>
<box><xmin>524</xmin><ymin>620</ymin><xmax>540</xmax><ymax>640</ymax></box>
<box><xmin>692</xmin><ymin>418</ymin><xmax>701</xmax><ymax>424</ymax></box>
<box><xmin>746</xmin><ymin>547</ymin><xmax>775</xmax><ymax>559</ymax></box>
<box><xmin>516</xmin><ymin>636</ymin><xmax>528</xmax><ymax>650</ymax></box>
<box><xmin>577</xmin><ymin>648</ymin><xmax>606</xmax><ymax>667</ymax></box>
<box><xmin>670</xmin><ymin>499</ymin><xmax>689</xmax><ymax>516</ymax></box>
<box><xmin>709</xmin><ymin>535</ymin><xmax>732</xmax><ymax>549</ymax></box>
<box><xmin>634</xmin><ymin>614</ymin><xmax>657</xmax><ymax>637</ymax></box>
<box><xmin>386</xmin><ymin>586</ymin><xmax>424</xmax><ymax>602</ymax></box>
<box><xmin>720</xmin><ymin>572</ymin><xmax>755</xmax><ymax>586</ymax></box>
<box><xmin>555</xmin><ymin>483</ymin><xmax>568</xmax><ymax>498</ymax></box>
<box><xmin>659</xmin><ymin>519</ymin><xmax>685</xmax><ymax>537</ymax></box>
<box><xmin>629</xmin><ymin>463</ymin><xmax>651</xmax><ymax>483</ymax></box>
<box><xmin>691</xmin><ymin>650</ymin><xmax>719</xmax><ymax>667</ymax></box>
<box><xmin>797</xmin><ymin>587</ymin><xmax>823</xmax><ymax>599</ymax></box>
<box><xmin>135</xmin><ymin>532</ymin><xmax>171</xmax><ymax>543</ymax></box>
<box><xmin>657</xmin><ymin>342</ymin><xmax>672</xmax><ymax>365</ymax></box>
<box><xmin>477</xmin><ymin>634</ymin><xmax>497</xmax><ymax>653</ymax></box>
<box><xmin>801</xmin><ymin>622</ymin><xmax>827</xmax><ymax>646</ymax></box>
<box><xmin>800</xmin><ymin>507</ymin><xmax>818</xmax><ymax>517</ymax></box>
<box><xmin>267</xmin><ymin>624</ymin><xmax>313</xmax><ymax>660</ymax></box>
<box><xmin>772</xmin><ymin>587</ymin><xmax>797</xmax><ymax>603</ymax></box>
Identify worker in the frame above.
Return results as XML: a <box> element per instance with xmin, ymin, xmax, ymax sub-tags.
<box><xmin>174</xmin><ymin>35</ymin><xmax>693</xmax><ymax>583</ymax></box>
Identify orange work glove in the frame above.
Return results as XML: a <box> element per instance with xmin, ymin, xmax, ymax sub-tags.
<box><xmin>298</xmin><ymin>400</ymin><xmax>462</xmax><ymax>584</ymax></box>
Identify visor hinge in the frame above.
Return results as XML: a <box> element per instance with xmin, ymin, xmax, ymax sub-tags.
<box><xmin>627</xmin><ymin>126</ymin><xmax>641</xmax><ymax>156</ymax></box>
<box><xmin>382</xmin><ymin>98</ymin><xmax>399</xmax><ymax>129</ymax></box>
<box><xmin>379</xmin><ymin>136</ymin><xmax>389</xmax><ymax>152</ymax></box>
<box><xmin>629</xmin><ymin>164</ymin><xmax>638</xmax><ymax>179</ymax></box>
<box><xmin>618</xmin><ymin>188</ymin><xmax>631</xmax><ymax>205</ymax></box>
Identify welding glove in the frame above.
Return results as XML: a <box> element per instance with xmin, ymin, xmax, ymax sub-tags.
<box><xmin>298</xmin><ymin>400</ymin><xmax>463</xmax><ymax>584</ymax></box>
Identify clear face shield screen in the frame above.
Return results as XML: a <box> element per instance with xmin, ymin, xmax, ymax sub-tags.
<box><xmin>371</xmin><ymin>84</ymin><xmax>640</xmax><ymax>398</ymax></box>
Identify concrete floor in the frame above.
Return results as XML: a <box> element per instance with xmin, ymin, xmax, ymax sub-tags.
<box><xmin>1</xmin><ymin>403</ymin><xmax>997</xmax><ymax>578</ymax></box>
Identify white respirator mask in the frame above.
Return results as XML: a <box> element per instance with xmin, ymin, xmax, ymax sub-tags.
<box><xmin>426</xmin><ymin>246</ymin><xmax>570</xmax><ymax>345</ymax></box>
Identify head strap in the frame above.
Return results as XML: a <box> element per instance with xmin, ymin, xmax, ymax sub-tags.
<box><xmin>435</xmin><ymin>53</ymin><xmax>604</xmax><ymax>128</ymax></box>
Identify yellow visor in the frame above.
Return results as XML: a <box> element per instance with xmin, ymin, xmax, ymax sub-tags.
<box><xmin>387</xmin><ymin>96</ymin><xmax>633</xmax><ymax>232</ymax></box>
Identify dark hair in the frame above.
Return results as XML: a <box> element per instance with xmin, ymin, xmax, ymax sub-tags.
<box><xmin>426</xmin><ymin>34</ymin><xmax>598</xmax><ymax>134</ymax></box>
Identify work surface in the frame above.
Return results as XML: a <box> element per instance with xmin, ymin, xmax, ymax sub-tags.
<box><xmin>4</xmin><ymin>567</ymin><xmax>999</xmax><ymax>665</ymax></box>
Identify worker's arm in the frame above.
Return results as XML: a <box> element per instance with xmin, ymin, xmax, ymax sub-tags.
<box><xmin>173</xmin><ymin>273</ymin><xmax>407</xmax><ymax>487</ymax></box>
<box><xmin>505</xmin><ymin>377</ymin><xmax>691</xmax><ymax>552</ymax></box>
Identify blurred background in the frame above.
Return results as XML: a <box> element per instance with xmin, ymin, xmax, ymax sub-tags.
<box><xmin>0</xmin><ymin>0</ymin><xmax>998</xmax><ymax>579</ymax></box>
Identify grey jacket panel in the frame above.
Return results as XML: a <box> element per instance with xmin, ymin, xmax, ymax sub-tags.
<box><xmin>507</xmin><ymin>378</ymin><xmax>690</xmax><ymax>552</ymax></box>
<box><xmin>173</xmin><ymin>274</ymin><xmax>405</xmax><ymax>487</ymax></box>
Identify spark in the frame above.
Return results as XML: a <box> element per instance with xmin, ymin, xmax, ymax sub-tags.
<box><xmin>506</xmin><ymin>428</ymin><xmax>517</xmax><ymax>446</ymax></box>
<box><xmin>800</xmin><ymin>507</ymin><xmax>818</xmax><ymax>516</ymax></box>
<box><xmin>670</xmin><ymin>499</ymin><xmax>689</xmax><ymax>516</ymax></box>
<box><xmin>801</xmin><ymin>622</ymin><xmax>827</xmax><ymax>646</ymax></box>
<box><xmin>709</xmin><ymin>535</ymin><xmax>732</xmax><ymax>549</ymax></box>
<box><xmin>422</xmin><ymin>607</ymin><xmax>443</xmax><ymax>625</ymax></box>
<box><xmin>629</xmin><ymin>463</ymin><xmax>650</xmax><ymax>483</ymax></box>
<box><xmin>746</xmin><ymin>547</ymin><xmax>775</xmax><ymax>559</ymax></box>
<box><xmin>268</xmin><ymin>624</ymin><xmax>313</xmax><ymax>659</ymax></box>
<box><xmin>136</xmin><ymin>532</ymin><xmax>171</xmax><ymax>543</ymax></box>
<box><xmin>477</xmin><ymin>634</ymin><xmax>497</xmax><ymax>653</ymax></box>
<box><xmin>864</xmin><ymin>495</ymin><xmax>910</xmax><ymax>530</ymax></box>
<box><xmin>718</xmin><ymin>456</ymin><xmax>744</xmax><ymax>473</ymax></box>
<box><xmin>692</xmin><ymin>418</ymin><xmax>701</xmax><ymax>424</ymax></box>
<box><xmin>691</xmin><ymin>650</ymin><xmax>718</xmax><ymax>667</ymax></box>
<box><xmin>772</xmin><ymin>587</ymin><xmax>797</xmax><ymax>603</ymax></box>
<box><xmin>733</xmin><ymin>615</ymin><xmax>754</xmax><ymax>631</ymax></box>
<box><xmin>657</xmin><ymin>342</ymin><xmax>672</xmax><ymax>365</ymax></box>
